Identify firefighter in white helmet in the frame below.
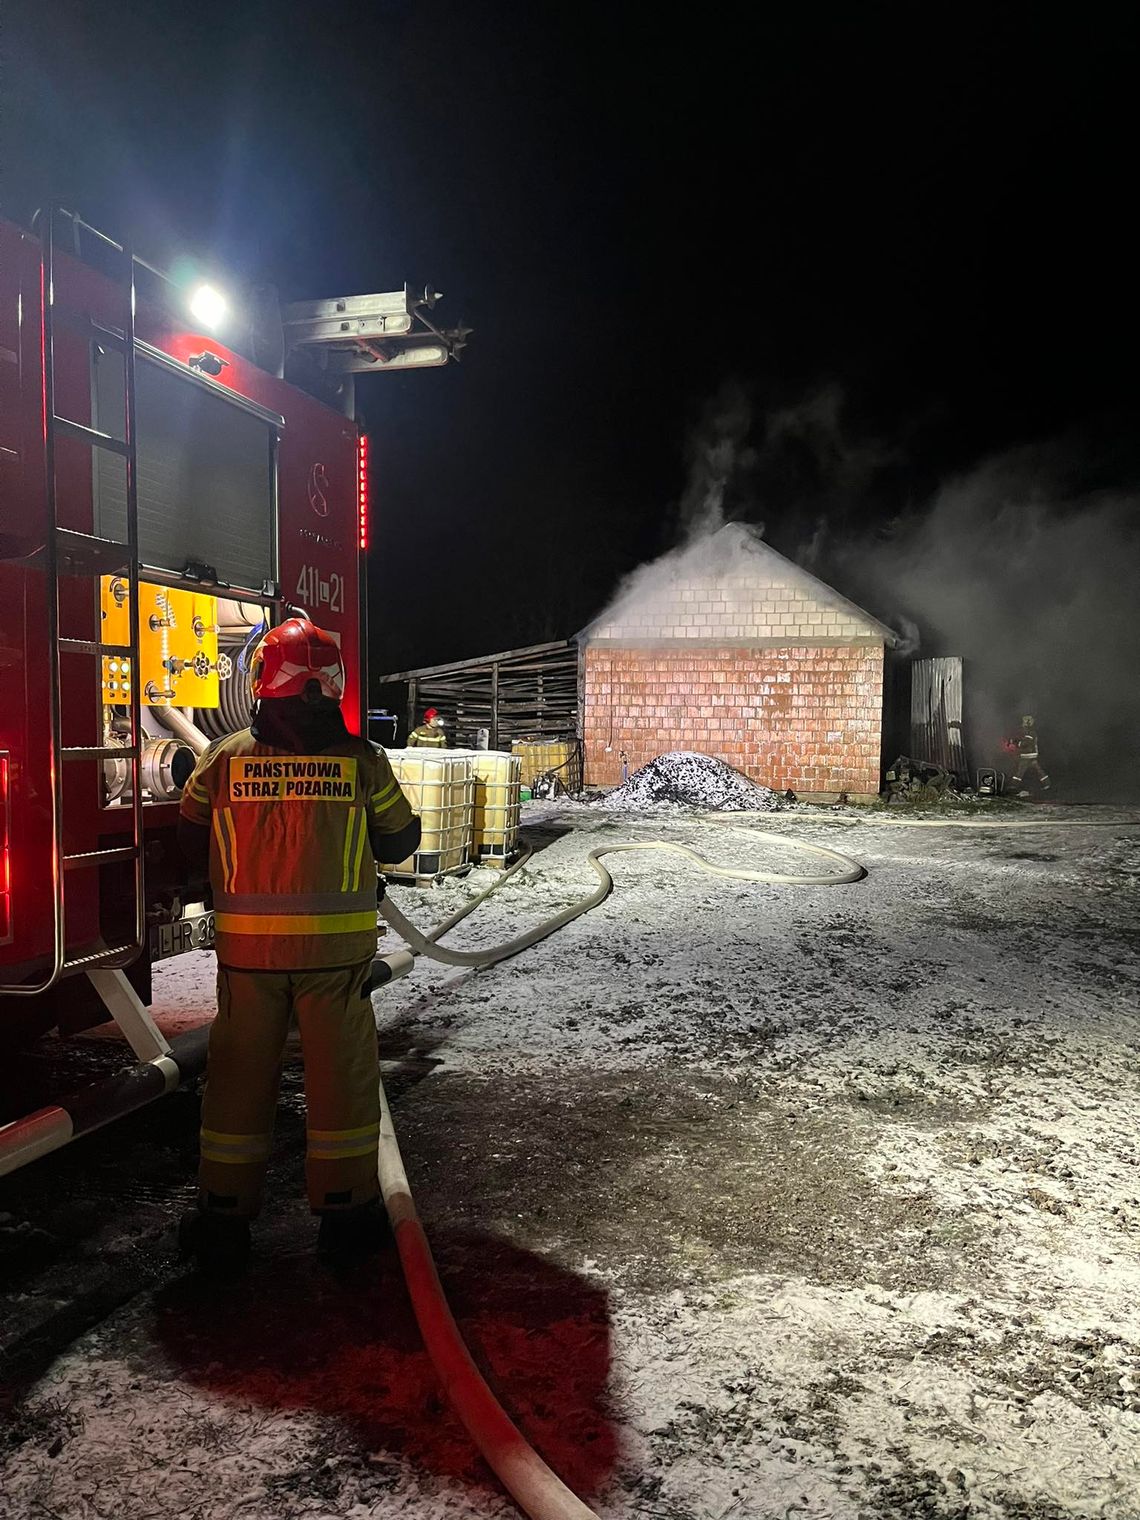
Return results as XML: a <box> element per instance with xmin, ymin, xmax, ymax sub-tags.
<box><xmin>407</xmin><ymin>707</ymin><xmax>447</xmax><ymax>747</ymax></box>
<box><xmin>176</xmin><ymin>617</ymin><xmax>420</xmax><ymax>1277</ymax></box>
<box><xmin>1010</xmin><ymin>713</ymin><xmax>1050</xmax><ymax>798</ymax></box>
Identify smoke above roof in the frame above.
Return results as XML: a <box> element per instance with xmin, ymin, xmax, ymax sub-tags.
<box><xmin>589</xmin><ymin>383</ymin><xmax>896</xmax><ymax>641</ymax></box>
<box><xmin>591</xmin><ymin>382</ymin><xmax>1140</xmax><ymax>795</ymax></box>
<box><xmin>826</xmin><ymin>444</ymin><xmax>1140</xmax><ymax>791</ymax></box>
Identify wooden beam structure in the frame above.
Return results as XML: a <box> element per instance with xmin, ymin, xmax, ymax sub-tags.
<box><xmin>376</xmin><ymin>639</ymin><xmax>581</xmax><ymax>750</ymax></box>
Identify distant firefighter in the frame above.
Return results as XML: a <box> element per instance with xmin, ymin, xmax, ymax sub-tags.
<box><xmin>407</xmin><ymin>708</ymin><xmax>448</xmax><ymax>748</ymax></box>
<box><xmin>1009</xmin><ymin>714</ymin><xmax>1050</xmax><ymax>798</ymax></box>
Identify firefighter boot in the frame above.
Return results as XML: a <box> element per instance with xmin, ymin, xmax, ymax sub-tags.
<box><xmin>317</xmin><ymin>1199</ymin><xmax>391</xmax><ymax>1260</ymax></box>
<box><xmin>179</xmin><ymin>1209</ymin><xmax>252</xmax><ymax>1280</ymax></box>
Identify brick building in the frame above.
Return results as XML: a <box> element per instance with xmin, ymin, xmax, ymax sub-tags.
<box><xmin>582</xmin><ymin>524</ymin><xmax>898</xmax><ymax>800</ymax></box>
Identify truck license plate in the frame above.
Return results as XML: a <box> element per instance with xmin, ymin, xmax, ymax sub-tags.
<box><xmin>152</xmin><ymin>908</ymin><xmax>215</xmax><ymax>961</ymax></box>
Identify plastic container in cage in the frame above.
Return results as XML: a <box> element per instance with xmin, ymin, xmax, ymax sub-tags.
<box><xmin>379</xmin><ymin>750</ymin><xmax>474</xmax><ymax>881</ymax></box>
<box><xmin>463</xmin><ymin>749</ymin><xmax>521</xmax><ymax>865</ymax></box>
<box><xmin>510</xmin><ymin>736</ymin><xmax>582</xmax><ymax>794</ymax></box>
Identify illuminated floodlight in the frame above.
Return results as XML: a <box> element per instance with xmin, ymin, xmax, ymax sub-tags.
<box><xmin>189</xmin><ymin>284</ymin><xmax>228</xmax><ymax>330</ymax></box>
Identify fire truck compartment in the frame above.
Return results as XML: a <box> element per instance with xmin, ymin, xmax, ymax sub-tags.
<box><xmin>92</xmin><ymin>345</ymin><xmax>277</xmax><ymax>593</ymax></box>
<box><xmin>100</xmin><ymin>580</ymin><xmax>224</xmax><ymax>709</ymax></box>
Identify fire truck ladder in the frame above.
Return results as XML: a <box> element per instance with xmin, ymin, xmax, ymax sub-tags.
<box><xmin>0</xmin><ymin>210</ymin><xmax>148</xmax><ymax>1013</ymax></box>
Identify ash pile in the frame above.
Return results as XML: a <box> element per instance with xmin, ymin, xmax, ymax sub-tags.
<box><xmin>602</xmin><ymin>752</ymin><xmax>783</xmax><ymax>812</ymax></box>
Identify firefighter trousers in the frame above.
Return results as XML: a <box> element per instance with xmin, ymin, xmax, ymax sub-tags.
<box><xmin>198</xmin><ymin>961</ymin><xmax>380</xmax><ymax>1218</ymax></box>
<box><xmin>1012</xmin><ymin>757</ymin><xmax>1050</xmax><ymax>788</ymax></box>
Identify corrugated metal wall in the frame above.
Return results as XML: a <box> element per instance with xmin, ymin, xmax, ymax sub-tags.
<box><xmin>910</xmin><ymin>656</ymin><xmax>966</xmax><ymax>776</ymax></box>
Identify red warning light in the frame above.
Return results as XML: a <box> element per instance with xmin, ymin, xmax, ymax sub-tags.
<box><xmin>1</xmin><ymin>751</ymin><xmax>11</xmax><ymax>942</ymax></box>
<box><xmin>357</xmin><ymin>434</ymin><xmax>370</xmax><ymax>552</ymax></box>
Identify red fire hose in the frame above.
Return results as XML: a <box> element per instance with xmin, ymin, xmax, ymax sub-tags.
<box><xmin>377</xmin><ymin>1079</ymin><xmax>598</xmax><ymax>1520</ymax></box>
<box><xmin>375</xmin><ymin>825</ymin><xmax>865</xmax><ymax>1516</ymax></box>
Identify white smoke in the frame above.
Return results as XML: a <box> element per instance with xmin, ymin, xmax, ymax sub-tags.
<box><xmin>829</xmin><ymin>445</ymin><xmax>1140</xmax><ymax>789</ymax></box>
<box><xmin>760</xmin><ymin>383</ymin><xmax>896</xmax><ymax>504</ymax></box>
<box><xmin>675</xmin><ymin>381</ymin><xmax>758</xmax><ymax>541</ymax></box>
<box><xmin>596</xmin><ymin>381</ymin><xmax>881</xmax><ymax>630</ymax></box>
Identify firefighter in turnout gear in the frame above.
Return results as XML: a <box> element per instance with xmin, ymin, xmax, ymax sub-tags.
<box><xmin>1010</xmin><ymin>714</ymin><xmax>1050</xmax><ymax>798</ymax></box>
<box><xmin>407</xmin><ymin>707</ymin><xmax>447</xmax><ymax>747</ymax></box>
<box><xmin>176</xmin><ymin>618</ymin><xmax>421</xmax><ymax>1276</ymax></box>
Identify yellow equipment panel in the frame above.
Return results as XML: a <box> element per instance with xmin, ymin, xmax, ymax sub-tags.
<box><xmin>100</xmin><ymin>579</ymin><xmax>223</xmax><ymax>708</ymax></box>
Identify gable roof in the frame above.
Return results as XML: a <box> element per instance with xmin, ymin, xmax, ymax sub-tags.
<box><xmin>758</xmin><ymin>536</ymin><xmax>900</xmax><ymax>645</ymax></box>
<box><xmin>585</xmin><ymin>523</ymin><xmax>899</xmax><ymax>647</ymax></box>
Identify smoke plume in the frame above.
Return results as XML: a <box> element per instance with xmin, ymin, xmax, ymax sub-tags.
<box><xmin>759</xmin><ymin>383</ymin><xmax>896</xmax><ymax>516</ymax></box>
<box><xmin>596</xmin><ymin>380</ymin><xmax>1140</xmax><ymax>795</ymax></box>
<box><xmin>675</xmin><ymin>381</ymin><xmax>757</xmax><ymax>541</ymax></box>
<box><xmin>828</xmin><ymin>445</ymin><xmax>1140</xmax><ymax>793</ymax></box>
<box><xmin>601</xmin><ymin>382</ymin><xmax>893</xmax><ymax>629</ymax></box>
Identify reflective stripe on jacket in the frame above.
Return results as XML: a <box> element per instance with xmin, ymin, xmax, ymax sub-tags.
<box><xmin>180</xmin><ymin>729</ymin><xmax>414</xmax><ymax>969</ymax></box>
<box><xmin>407</xmin><ymin>725</ymin><xmax>447</xmax><ymax>748</ymax></box>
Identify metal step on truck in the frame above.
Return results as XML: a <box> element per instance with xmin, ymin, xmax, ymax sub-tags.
<box><xmin>0</xmin><ymin>206</ymin><xmax>466</xmax><ymax>1170</ymax></box>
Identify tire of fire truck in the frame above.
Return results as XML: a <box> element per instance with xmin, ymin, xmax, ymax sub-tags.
<box><xmin>0</xmin><ymin>954</ymin><xmax>151</xmax><ymax>1049</ymax></box>
<box><xmin>0</xmin><ymin>994</ymin><xmax>64</xmax><ymax>1051</ymax></box>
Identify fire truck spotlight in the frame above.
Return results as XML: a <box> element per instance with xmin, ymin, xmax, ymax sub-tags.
<box><xmin>189</xmin><ymin>284</ymin><xmax>228</xmax><ymax>330</ymax></box>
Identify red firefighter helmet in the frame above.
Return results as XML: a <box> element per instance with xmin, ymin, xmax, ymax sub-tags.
<box><xmin>423</xmin><ymin>707</ymin><xmax>440</xmax><ymax>723</ymax></box>
<box><xmin>249</xmin><ymin>618</ymin><xmax>345</xmax><ymax>702</ymax></box>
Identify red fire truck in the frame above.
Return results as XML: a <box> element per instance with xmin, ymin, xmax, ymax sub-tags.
<box><xmin>0</xmin><ymin>208</ymin><xmax>461</xmax><ymax>1161</ymax></box>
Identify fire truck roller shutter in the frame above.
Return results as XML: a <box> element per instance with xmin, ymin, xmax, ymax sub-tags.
<box><xmin>92</xmin><ymin>349</ymin><xmax>276</xmax><ymax>592</ymax></box>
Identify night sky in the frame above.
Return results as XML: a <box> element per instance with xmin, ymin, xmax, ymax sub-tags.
<box><xmin>5</xmin><ymin>3</ymin><xmax>1139</xmax><ymax>676</ymax></box>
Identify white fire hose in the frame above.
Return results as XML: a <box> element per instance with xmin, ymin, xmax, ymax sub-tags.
<box><xmin>806</xmin><ymin>812</ymin><xmax>1140</xmax><ymax>827</ymax></box>
<box><xmin>372</xmin><ymin>805</ymin><xmax>1140</xmax><ymax>1511</ymax></box>
<box><xmin>379</xmin><ymin>828</ymin><xmax>863</xmax><ymax>969</ymax></box>
<box><xmin>373</xmin><ymin>824</ymin><xmax>865</xmax><ymax>1519</ymax></box>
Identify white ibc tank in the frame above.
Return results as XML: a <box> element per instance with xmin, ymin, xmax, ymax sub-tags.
<box><xmin>379</xmin><ymin>750</ymin><xmax>474</xmax><ymax>879</ymax></box>
<box><xmin>451</xmin><ymin>749</ymin><xmax>521</xmax><ymax>864</ymax></box>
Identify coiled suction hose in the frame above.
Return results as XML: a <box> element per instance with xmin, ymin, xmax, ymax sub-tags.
<box><xmin>373</xmin><ymin>823</ymin><xmax>864</xmax><ymax>1519</ymax></box>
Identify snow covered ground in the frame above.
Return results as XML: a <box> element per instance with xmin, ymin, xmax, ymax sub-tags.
<box><xmin>3</xmin><ymin>800</ymin><xmax>1140</xmax><ymax>1519</ymax></box>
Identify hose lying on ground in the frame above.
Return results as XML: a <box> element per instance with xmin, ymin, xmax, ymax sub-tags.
<box><xmin>379</xmin><ymin>829</ymin><xmax>864</xmax><ymax>969</ymax></box>
<box><xmin>378</xmin><ymin>1080</ymin><xmax>597</xmax><ymax>1520</ymax></box>
<box><xmin>754</xmin><ymin>809</ymin><xmax>1140</xmax><ymax>829</ymax></box>
<box><xmin>374</xmin><ymin>825</ymin><xmax>865</xmax><ymax>1520</ymax></box>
